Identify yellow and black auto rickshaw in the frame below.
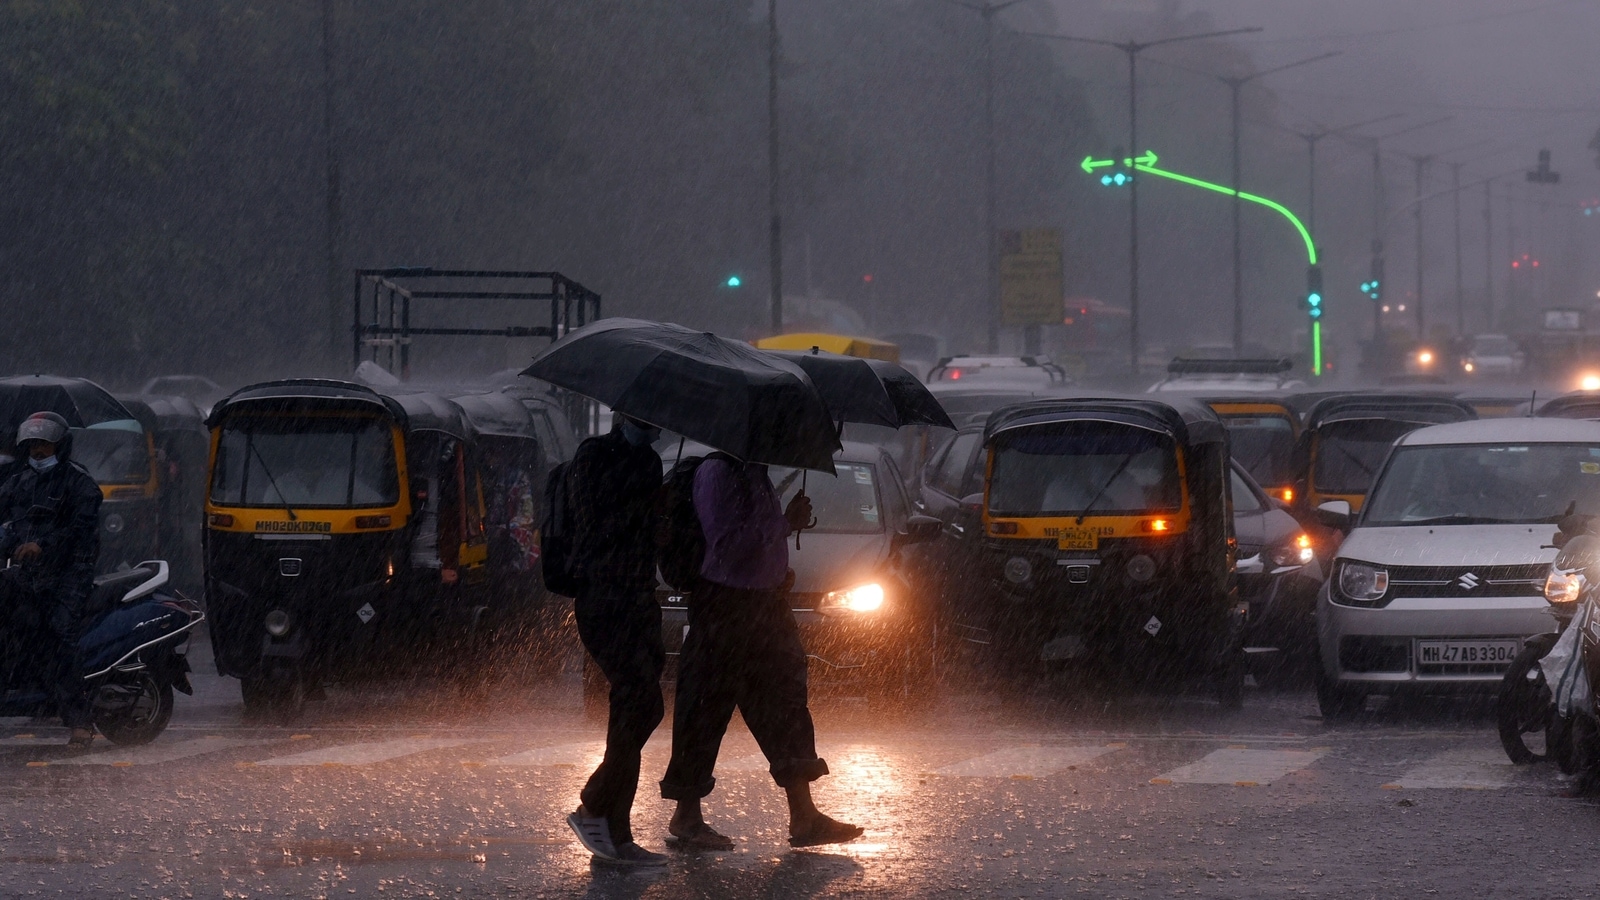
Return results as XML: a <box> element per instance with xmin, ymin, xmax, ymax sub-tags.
<box><xmin>1291</xmin><ymin>394</ymin><xmax>1477</xmax><ymax>515</ymax></box>
<box><xmin>950</xmin><ymin>396</ymin><xmax>1241</xmax><ymax>703</ymax></box>
<box><xmin>1203</xmin><ymin>396</ymin><xmax>1301</xmax><ymax>505</ymax></box>
<box><xmin>204</xmin><ymin>380</ymin><xmax>490</xmax><ymax>718</ymax></box>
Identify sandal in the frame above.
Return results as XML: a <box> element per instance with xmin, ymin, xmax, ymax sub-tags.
<box><xmin>666</xmin><ymin>821</ymin><xmax>736</xmax><ymax>851</ymax></box>
<box><xmin>788</xmin><ymin>817</ymin><xmax>863</xmax><ymax>848</ymax></box>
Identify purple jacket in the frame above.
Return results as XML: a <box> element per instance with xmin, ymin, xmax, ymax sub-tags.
<box><xmin>693</xmin><ymin>458</ymin><xmax>789</xmax><ymax>590</ymax></box>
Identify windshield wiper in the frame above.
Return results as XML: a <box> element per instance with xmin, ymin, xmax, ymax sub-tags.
<box><xmin>1076</xmin><ymin>453</ymin><xmax>1137</xmax><ymax>525</ymax></box>
<box><xmin>246</xmin><ymin>435</ymin><xmax>298</xmax><ymax>521</ymax></box>
<box><xmin>1402</xmin><ymin>513</ymin><xmax>1521</xmax><ymax>526</ymax></box>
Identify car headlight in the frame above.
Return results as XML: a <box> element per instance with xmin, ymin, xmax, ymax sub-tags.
<box><xmin>818</xmin><ymin>583</ymin><xmax>885</xmax><ymax>615</ymax></box>
<box><xmin>1269</xmin><ymin>533</ymin><xmax>1316</xmax><ymax>568</ymax></box>
<box><xmin>264</xmin><ymin>609</ymin><xmax>293</xmax><ymax>637</ymax></box>
<box><xmin>1545</xmin><ymin>570</ymin><xmax>1584</xmax><ymax>605</ymax></box>
<box><xmin>102</xmin><ymin>513</ymin><xmax>126</xmax><ymax>535</ymax></box>
<box><xmin>1337</xmin><ymin>561</ymin><xmax>1389</xmax><ymax>602</ymax></box>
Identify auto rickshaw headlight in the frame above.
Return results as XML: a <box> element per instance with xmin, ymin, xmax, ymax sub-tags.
<box><xmin>1270</xmin><ymin>533</ymin><xmax>1316</xmax><ymax>568</ymax></box>
<box><xmin>102</xmin><ymin>513</ymin><xmax>125</xmax><ymax>535</ymax></box>
<box><xmin>1337</xmin><ymin>561</ymin><xmax>1389</xmax><ymax>602</ymax></box>
<box><xmin>1545</xmin><ymin>570</ymin><xmax>1584</xmax><ymax>605</ymax></box>
<box><xmin>264</xmin><ymin>609</ymin><xmax>293</xmax><ymax>637</ymax></box>
<box><xmin>1126</xmin><ymin>554</ymin><xmax>1156</xmax><ymax>582</ymax></box>
<box><xmin>1003</xmin><ymin>557</ymin><xmax>1032</xmax><ymax>584</ymax></box>
<box><xmin>818</xmin><ymin>583</ymin><xmax>885</xmax><ymax>615</ymax></box>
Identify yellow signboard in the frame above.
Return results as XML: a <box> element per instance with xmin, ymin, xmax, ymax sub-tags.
<box><xmin>1000</xmin><ymin>228</ymin><xmax>1063</xmax><ymax>326</ymax></box>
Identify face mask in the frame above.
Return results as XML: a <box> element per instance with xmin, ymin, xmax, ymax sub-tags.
<box><xmin>28</xmin><ymin>455</ymin><xmax>58</xmax><ymax>473</ymax></box>
<box><xmin>620</xmin><ymin>421</ymin><xmax>660</xmax><ymax>447</ymax></box>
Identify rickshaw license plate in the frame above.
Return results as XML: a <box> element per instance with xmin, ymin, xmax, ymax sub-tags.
<box><xmin>1056</xmin><ymin>530</ymin><xmax>1100</xmax><ymax>551</ymax></box>
<box><xmin>1415</xmin><ymin>639</ymin><xmax>1519</xmax><ymax>666</ymax></box>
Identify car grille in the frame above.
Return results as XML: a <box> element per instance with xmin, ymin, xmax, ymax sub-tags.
<box><xmin>1335</xmin><ymin>562</ymin><xmax>1547</xmax><ymax>608</ymax></box>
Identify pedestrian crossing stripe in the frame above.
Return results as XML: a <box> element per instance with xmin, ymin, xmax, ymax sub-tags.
<box><xmin>931</xmin><ymin>745</ymin><xmax>1123</xmax><ymax>778</ymax></box>
<box><xmin>254</xmin><ymin>737</ymin><xmax>478</xmax><ymax>767</ymax></box>
<box><xmin>1380</xmin><ymin>748</ymin><xmax>1515</xmax><ymax>791</ymax></box>
<box><xmin>484</xmin><ymin>742</ymin><xmax>603</xmax><ymax>768</ymax></box>
<box><xmin>51</xmin><ymin>736</ymin><xmax>264</xmax><ymax>767</ymax></box>
<box><xmin>1152</xmin><ymin>748</ymin><xmax>1325</xmax><ymax>786</ymax></box>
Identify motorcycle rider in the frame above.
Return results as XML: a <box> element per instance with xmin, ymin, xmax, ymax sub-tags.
<box><xmin>0</xmin><ymin>413</ymin><xmax>103</xmax><ymax>748</ymax></box>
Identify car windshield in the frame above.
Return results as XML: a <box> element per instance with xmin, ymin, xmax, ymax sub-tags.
<box><xmin>210</xmin><ymin>416</ymin><xmax>399</xmax><ymax>508</ymax></box>
<box><xmin>1313</xmin><ymin>418</ymin><xmax>1420</xmax><ymax>495</ymax></box>
<box><xmin>71</xmin><ymin>422</ymin><xmax>151</xmax><ymax>485</ymax></box>
<box><xmin>988</xmin><ymin>422</ymin><xmax>1182</xmax><ymax>517</ymax></box>
<box><xmin>1363</xmin><ymin>443</ymin><xmax>1600</xmax><ymax>526</ymax></box>
<box><xmin>1222</xmin><ymin>415</ymin><xmax>1295</xmax><ymax>486</ymax></box>
<box><xmin>769</xmin><ymin>463</ymin><xmax>883</xmax><ymax>534</ymax></box>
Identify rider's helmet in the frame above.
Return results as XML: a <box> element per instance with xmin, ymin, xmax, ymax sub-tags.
<box><xmin>15</xmin><ymin>411</ymin><xmax>71</xmax><ymax>457</ymax></box>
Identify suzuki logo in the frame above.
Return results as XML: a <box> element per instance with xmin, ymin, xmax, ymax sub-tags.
<box><xmin>1457</xmin><ymin>572</ymin><xmax>1481</xmax><ymax>590</ymax></box>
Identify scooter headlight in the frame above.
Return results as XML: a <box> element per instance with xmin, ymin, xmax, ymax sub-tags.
<box><xmin>264</xmin><ymin>609</ymin><xmax>293</xmax><ymax>637</ymax></box>
<box><xmin>1337</xmin><ymin>561</ymin><xmax>1389</xmax><ymax>602</ymax></box>
<box><xmin>1545</xmin><ymin>570</ymin><xmax>1584</xmax><ymax>605</ymax></box>
<box><xmin>818</xmin><ymin>583</ymin><xmax>885</xmax><ymax>615</ymax></box>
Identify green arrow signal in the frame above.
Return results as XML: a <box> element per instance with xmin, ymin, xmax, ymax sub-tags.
<box><xmin>1081</xmin><ymin>156</ymin><xmax>1115</xmax><ymax>173</ymax></box>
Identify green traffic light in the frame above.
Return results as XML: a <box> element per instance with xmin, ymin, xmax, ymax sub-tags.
<box><xmin>1308</xmin><ymin>292</ymin><xmax>1322</xmax><ymax>307</ymax></box>
<box><xmin>725</xmin><ymin>275</ymin><xmax>742</xmax><ymax>288</ymax></box>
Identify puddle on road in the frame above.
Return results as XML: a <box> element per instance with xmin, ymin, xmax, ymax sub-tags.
<box><xmin>258</xmin><ymin>835</ymin><xmax>565</xmax><ymax>869</ymax></box>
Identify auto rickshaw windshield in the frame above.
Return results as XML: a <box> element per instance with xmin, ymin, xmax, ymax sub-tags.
<box><xmin>1223</xmin><ymin>415</ymin><xmax>1295</xmax><ymax>487</ymax></box>
<box><xmin>988</xmin><ymin>422</ymin><xmax>1182</xmax><ymax>517</ymax></box>
<box><xmin>1313</xmin><ymin>418</ymin><xmax>1418</xmax><ymax>496</ymax></box>
<box><xmin>71</xmin><ymin>420</ymin><xmax>151</xmax><ymax>485</ymax></box>
<box><xmin>210</xmin><ymin>416</ymin><xmax>399</xmax><ymax>508</ymax></box>
<box><xmin>770</xmin><ymin>463</ymin><xmax>883</xmax><ymax>534</ymax></box>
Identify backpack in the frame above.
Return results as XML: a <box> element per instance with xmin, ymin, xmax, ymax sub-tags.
<box><xmin>539</xmin><ymin>459</ymin><xmax>585</xmax><ymax>597</ymax></box>
<box><xmin>657</xmin><ymin>452</ymin><xmax>735</xmax><ymax>592</ymax></box>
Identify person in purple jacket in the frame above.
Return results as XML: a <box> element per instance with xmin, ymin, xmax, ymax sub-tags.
<box><xmin>659</xmin><ymin>456</ymin><xmax>863</xmax><ymax>850</ymax></box>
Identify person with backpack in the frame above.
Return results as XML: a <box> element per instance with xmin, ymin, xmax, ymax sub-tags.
<box><xmin>559</xmin><ymin>415</ymin><xmax>668</xmax><ymax>867</ymax></box>
<box><xmin>658</xmin><ymin>455</ymin><xmax>863</xmax><ymax>851</ymax></box>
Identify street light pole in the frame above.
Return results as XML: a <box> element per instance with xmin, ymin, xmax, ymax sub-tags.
<box><xmin>1216</xmin><ymin>51</ymin><xmax>1337</xmax><ymax>354</ymax></box>
<box><xmin>1483</xmin><ymin>177</ymin><xmax>1494</xmax><ymax>331</ymax></box>
<box><xmin>1025</xmin><ymin>25</ymin><xmax>1261</xmax><ymax>372</ymax></box>
<box><xmin>321</xmin><ymin>0</ymin><xmax>343</xmax><ymax>368</ymax></box>
<box><xmin>768</xmin><ymin>0</ymin><xmax>783</xmax><ymax>335</ymax></box>
<box><xmin>1412</xmin><ymin>154</ymin><xmax>1430</xmax><ymax>338</ymax></box>
<box><xmin>1452</xmin><ymin>161</ymin><xmax>1465</xmax><ymax>337</ymax></box>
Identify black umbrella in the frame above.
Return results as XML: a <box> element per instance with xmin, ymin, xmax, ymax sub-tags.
<box><xmin>769</xmin><ymin>349</ymin><xmax>955</xmax><ymax>430</ymax></box>
<box><xmin>522</xmin><ymin>319</ymin><xmax>840</xmax><ymax>471</ymax></box>
<box><xmin>0</xmin><ymin>375</ymin><xmax>135</xmax><ymax>441</ymax></box>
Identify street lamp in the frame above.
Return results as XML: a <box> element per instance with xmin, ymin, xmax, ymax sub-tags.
<box><xmin>1289</xmin><ymin>113</ymin><xmax>1403</xmax><ymax>237</ymax></box>
<box><xmin>948</xmin><ymin>0</ymin><xmax>1033</xmax><ymax>353</ymax></box>
<box><xmin>1215</xmin><ymin>51</ymin><xmax>1339</xmax><ymax>353</ymax></box>
<box><xmin>1025</xmin><ymin>26</ymin><xmax>1262</xmax><ymax>372</ymax></box>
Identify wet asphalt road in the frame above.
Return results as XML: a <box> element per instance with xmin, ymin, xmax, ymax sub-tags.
<box><xmin>5</xmin><ymin>640</ymin><xmax>1600</xmax><ymax>899</ymax></box>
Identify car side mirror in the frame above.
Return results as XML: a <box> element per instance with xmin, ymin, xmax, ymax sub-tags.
<box><xmin>959</xmin><ymin>493</ymin><xmax>984</xmax><ymax>515</ymax></box>
<box><xmin>895</xmin><ymin>515</ymin><xmax>942</xmax><ymax>548</ymax></box>
<box><xmin>1314</xmin><ymin>499</ymin><xmax>1352</xmax><ymax>532</ymax></box>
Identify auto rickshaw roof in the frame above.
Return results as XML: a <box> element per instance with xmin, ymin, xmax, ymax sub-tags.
<box><xmin>209</xmin><ymin>379</ymin><xmax>475</xmax><ymax>441</ymax></box>
<box><xmin>1534</xmin><ymin>391</ymin><xmax>1600</xmax><ymax>421</ymax></box>
<box><xmin>448</xmin><ymin>390</ymin><xmax>540</xmax><ymax>439</ymax></box>
<box><xmin>984</xmin><ymin>395</ymin><xmax>1227</xmax><ymax>446</ymax></box>
<box><xmin>0</xmin><ymin>374</ymin><xmax>135</xmax><ymax>435</ymax></box>
<box><xmin>1302</xmin><ymin>393</ymin><xmax>1477</xmax><ymax>430</ymax></box>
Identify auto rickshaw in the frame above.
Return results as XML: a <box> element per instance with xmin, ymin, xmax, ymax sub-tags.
<box><xmin>949</xmin><ymin>396</ymin><xmax>1241</xmax><ymax>703</ymax></box>
<box><xmin>203</xmin><ymin>379</ymin><xmax>490</xmax><ymax>718</ymax></box>
<box><xmin>1202</xmin><ymin>396</ymin><xmax>1301</xmax><ymax>504</ymax></box>
<box><xmin>1290</xmin><ymin>394</ymin><xmax>1477</xmax><ymax>514</ymax></box>
<box><xmin>0</xmin><ymin>375</ymin><xmax>161</xmax><ymax>572</ymax></box>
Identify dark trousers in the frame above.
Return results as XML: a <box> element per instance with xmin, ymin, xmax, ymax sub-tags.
<box><xmin>574</xmin><ymin>587</ymin><xmax>665</xmax><ymax>846</ymax></box>
<box><xmin>0</xmin><ymin>570</ymin><xmax>90</xmax><ymax>729</ymax></box>
<box><xmin>660</xmin><ymin>581</ymin><xmax>828</xmax><ymax>801</ymax></box>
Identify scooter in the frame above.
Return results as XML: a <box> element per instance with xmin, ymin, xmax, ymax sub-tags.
<box><xmin>1</xmin><ymin>560</ymin><xmax>203</xmax><ymax>745</ymax></box>
<box><xmin>1497</xmin><ymin>515</ymin><xmax>1599</xmax><ymax>776</ymax></box>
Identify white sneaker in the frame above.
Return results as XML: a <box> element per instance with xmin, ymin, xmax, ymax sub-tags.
<box><xmin>567</xmin><ymin>809</ymin><xmax>618</xmax><ymax>860</ymax></box>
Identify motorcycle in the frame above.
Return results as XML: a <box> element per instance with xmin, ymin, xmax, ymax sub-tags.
<box><xmin>1</xmin><ymin>560</ymin><xmax>203</xmax><ymax>745</ymax></box>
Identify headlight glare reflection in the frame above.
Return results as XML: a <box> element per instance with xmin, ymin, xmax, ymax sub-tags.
<box><xmin>820</xmin><ymin>583</ymin><xmax>885</xmax><ymax>614</ymax></box>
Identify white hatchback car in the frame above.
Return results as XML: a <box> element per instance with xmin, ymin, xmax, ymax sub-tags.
<box><xmin>1315</xmin><ymin>418</ymin><xmax>1600</xmax><ymax>718</ymax></box>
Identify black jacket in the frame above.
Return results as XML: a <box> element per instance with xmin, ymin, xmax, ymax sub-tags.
<box><xmin>568</xmin><ymin>428</ymin><xmax>662</xmax><ymax>592</ymax></box>
<box><xmin>0</xmin><ymin>458</ymin><xmax>103</xmax><ymax>598</ymax></box>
